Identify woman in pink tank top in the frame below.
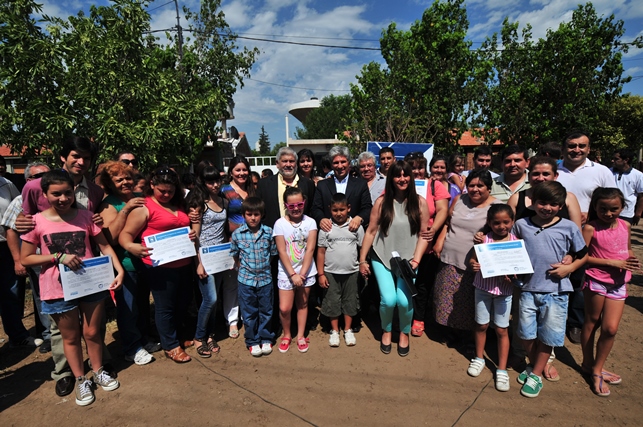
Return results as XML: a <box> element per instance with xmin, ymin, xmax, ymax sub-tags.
<box><xmin>120</xmin><ymin>167</ymin><xmax>196</xmax><ymax>364</ymax></box>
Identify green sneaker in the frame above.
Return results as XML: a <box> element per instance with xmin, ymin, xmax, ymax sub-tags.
<box><xmin>517</xmin><ymin>365</ymin><xmax>533</xmax><ymax>385</ymax></box>
<box><xmin>520</xmin><ymin>373</ymin><xmax>543</xmax><ymax>398</ymax></box>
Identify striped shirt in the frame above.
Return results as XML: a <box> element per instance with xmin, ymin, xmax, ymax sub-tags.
<box><xmin>473</xmin><ymin>232</ymin><xmax>517</xmax><ymax>296</ymax></box>
<box><xmin>230</xmin><ymin>223</ymin><xmax>277</xmax><ymax>288</ymax></box>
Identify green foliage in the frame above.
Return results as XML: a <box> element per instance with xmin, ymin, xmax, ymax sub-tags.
<box><xmin>351</xmin><ymin>0</ymin><xmax>481</xmax><ymax>149</ymax></box>
<box><xmin>270</xmin><ymin>142</ymin><xmax>286</xmax><ymax>156</ymax></box>
<box><xmin>294</xmin><ymin>94</ymin><xmax>352</xmax><ymax>139</ymax></box>
<box><xmin>0</xmin><ymin>0</ymin><xmax>258</xmax><ymax>171</ymax></box>
<box><xmin>595</xmin><ymin>95</ymin><xmax>643</xmax><ymax>151</ymax></box>
<box><xmin>258</xmin><ymin>126</ymin><xmax>270</xmax><ymax>154</ymax></box>
<box><xmin>476</xmin><ymin>3</ymin><xmax>643</xmax><ymax>148</ymax></box>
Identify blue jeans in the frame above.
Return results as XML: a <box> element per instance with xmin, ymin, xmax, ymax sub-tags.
<box><xmin>115</xmin><ymin>271</ymin><xmax>146</xmax><ymax>356</ymax></box>
<box><xmin>238</xmin><ymin>283</ymin><xmax>274</xmax><ymax>347</ymax></box>
<box><xmin>195</xmin><ymin>273</ymin><xmax>221</xmax><ymax>341</ymax></box>
<box><xmin>371</xmin><ymin>259</ymin><xmax>414</xmax><ymax>334</ymax></box>
<box><xmin>0</xmin><ymin>242</ymin><xmax>29</xmax><ymax>343</ymax></box>
<box><xmin>145</xmin><ymin>264</ymin><xmax>192</xmax><ymax>351</ymax></box>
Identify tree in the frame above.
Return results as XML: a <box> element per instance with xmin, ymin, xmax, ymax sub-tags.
<box><xmin>350</xmin><ymin>0</ymin><xmax>482</xmax><ymax>149</ymax></box>
<box><xmin>0</xmin><ymin>0</ymin><xmax>258</xmax><ymax>170</ymax></box>
<box><xmin>595</xmin><ymin>95</ymin><xmax>643</xmax><ymax>151</ymax></box>
<box><xmin>476</xmin><ymin>3</ymin><xmax>643</xmax><ymax>147</ymax></box>
<box><xmin>270</xmin><ymin>142</ymin><xmax>286</xmax><ymax>156</ymax></box>
<box><xmin>294</xmin><ymin>94</ymin><xmax>352</xmax><ymax>139</ymax></box>
<box><xmin>258</xmin><ymin>126</ymin><xmax>270</xmax><ymax>154</ymax></box>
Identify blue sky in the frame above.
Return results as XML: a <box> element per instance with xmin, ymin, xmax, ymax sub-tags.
<box><xmin>41</xmin><ymin>0</ymin><xmax>643</xmax><ymax>148</ymax></box>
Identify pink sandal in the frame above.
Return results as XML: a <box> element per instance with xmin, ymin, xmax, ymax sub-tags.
<box><xmin>297</xmin><ymin>337</ymin><xmax>309</xmax><ymax>353</ymax></box>
<box><xmin>411</xmin><ymin>320</ymin><xmax>425</xmax><ymax>337</ymax></box>
<box><xmin>278</xmin><ymin>337</ymin><xmax>291</xmax><ymax>353</ymax></box>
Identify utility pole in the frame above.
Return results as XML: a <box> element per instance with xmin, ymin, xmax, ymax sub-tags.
<box><xmin>173</xmin><ymin>0</ymin><xmax>184</xmax><ymax>63</ymax></box>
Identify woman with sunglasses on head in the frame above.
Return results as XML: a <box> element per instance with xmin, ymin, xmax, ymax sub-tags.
<box><xmin>119</xmin><ymin>167</ymin><xmax>196</xmax><ymax>363</ymax></box>
<box><xmin>98</xmin><ymin>161</ymin><xmax>158</xmax><ymax>365</ymax></box>
<box><xmin>219</xmin><ymin>156</ymin><xmax>255</xmax><ymax>339</ymax></box>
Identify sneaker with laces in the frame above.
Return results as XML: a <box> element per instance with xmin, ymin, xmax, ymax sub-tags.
<box><xmin>10</xmin><ymin>336</ymin><xmax>43</xmax><ymax>348</ymax></box>
<box><xmin>125</xmin><ymin>347</ymin><xmax>154</xmax><ymax>365</ymax></box>
<box><xmin>467</xmin><ymin>358</ymin><xmax>485</xmax><ymax>377</ymax></box>
<box><xmin>344</xmin><ymin>330</ymin><xmax>356</xmax><ymax>346</ymax></box>
<box><xmin>143</xmin><ymin>341</ymin><xmax>162</xmax><ymax>353</ymax></box>
<box><xmin>495</xmin><ymin>370</ymin><xmax>510</xmax><ymax>392</ymax></box>
<box><xmin>517</xmin><ymin>365</ymin><xmax>533</xmax><ymax>385</ymax></box>
<box><xmin>75</xmin><ymin>377</ymin><xmax>95</xmax><ymax>406</ymax></box>
<box><xmin>329</xmin><ymin>330</ymin><xmax>340</xmax><ymax>347</ymax></box>
<box><xmin>520</xmin><ymin>373</ymin><xmax>543</xmax><ymax>398</ymax></box>
<box><xmin>261</xmin><ymin>343</ymin><xmax>273</xmax><ymax>355</ymax></box>
<box><xmin>249</xmin><ymin>345</ymin><xmax>262</xmax><ymax>357</ymax></box>
<box><xmin>93</xmin><ymin>367</ymin><xmax>120</xmax><ymax>391</ymax></box>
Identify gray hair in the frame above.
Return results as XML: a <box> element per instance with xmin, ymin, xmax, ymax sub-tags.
<box><xmin>276</xmin><ymin>146</ymin><xmax>298</xmax><ymax>163</ymax></box>
<box><xmin>357</xmin><ymin>151</ymin><xmax>376</xmax><ymax>164</ymax></box>
<box><xmin>328</xmin><ymin>146</ymin><xmax>350</xmax><ymax>161</ymax></box>
<box><xmin>24</xmin><ymin>161</ymin><xmax>50</xmax><ymax>180</ymax></box>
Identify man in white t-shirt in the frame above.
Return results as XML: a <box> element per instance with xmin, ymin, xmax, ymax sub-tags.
<box><xmin>611</xmin><ymin>148</ymin><xmax>643</xmax><ymax>225</ymax></box>
<box><xmin>554</xmin><ymin>131</ymin><xmax>615</xmax><ymax>344</ymax></box>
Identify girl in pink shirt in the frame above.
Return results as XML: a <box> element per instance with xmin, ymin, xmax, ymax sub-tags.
<box><xmin>581</xmin><ymin>188</ymin><xmax>641</xmax><ymax>397</ymax></box>
<box><xmin>21</xmin><ymin>170</ymin><xmax>124</xmax><ymax>406</ymax></box>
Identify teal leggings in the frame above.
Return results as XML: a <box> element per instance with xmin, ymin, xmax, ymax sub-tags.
<box><xmin>372</xmin><ymin>259</ymin><xmax>414</xmax><ymax>334</ymax></box>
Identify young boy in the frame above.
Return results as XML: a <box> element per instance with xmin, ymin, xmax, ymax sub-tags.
<box><xmin>230</xmin><ymin>197</ymin><xmax>278</xmax><ymax>357</ymax></box>
<box><xmin>316</xmin><ymin>193</ymin><xmax>364</xmax><ymax>347</ymax></box>
<box><xmin>512</xmin><ymin>181</ymin><xmax>588</xmax><ymax>398</ymax></box>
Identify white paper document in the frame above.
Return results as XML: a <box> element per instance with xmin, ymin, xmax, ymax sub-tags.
<box><xmin>200</xmin><ymin>243</ymin><xmax>235</xmax><ymax>275</ymax></box>
<box><xmin>60</xmin><ymin>255</ymin><xmax>115</xmax><ymax>301</ymax></box>
<box><xmin>474</xmin><ymin>239</ymin><xmax>534</xmax><ymax>279</ymax></box>
<box><xmin>143</xmin><ymin>226</ymin><xmax>196</xmax><ymax>266</ymax></box>
<box><xmin>415</xmin><ymin>179</ymin><xmax>427</xmax><ymax>200</ymax></box>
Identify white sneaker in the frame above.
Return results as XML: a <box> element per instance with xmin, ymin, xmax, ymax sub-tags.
<box><xmin>261</xmin><ymin>343</ymin><xmax>273</xmax><ymax>355</ymax></box>
<box><xmin>249</xmin><ymin>345</ymin><xmax>262</xmax><ymax>357</ymax></box>
<box><xmin>10</xmin><ymin>336</ymin><xmax>43</xmax><ymax>348</ymax></box>
<box><xmin>329</xmin><ymin>330</ymin><xmax>340</xmax><ymax>347</ymax></box>
<box><xmin>125</xmin><ymin>347</ymin><xmax>154</xmax><ymax>365</ymax></box>
<box><xmin>467</xmin><ymin>358</ymin><xmax>485</xmax><ymax>377</ymax></box>
<box><xmin>495</xmin><ymin>370</ymin><xmax>511</xmax><ymax>392</ymax></box>
<box><xmin>344</xmin><ymin>330</ymin><xmax>356</xmax><ymax>346</ymax></box>
<box><xmin>143</xmin><ymin>341</ymin><xmax>162</xmax><ymax>353</ymax></box>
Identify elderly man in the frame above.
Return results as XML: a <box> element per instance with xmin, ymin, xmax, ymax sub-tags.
<box><xmin>257</xmin><ymin>147</ymin><xmax>316</xmax><ymax>228</ymax></box>
<box><xmin>312</xmin><ymin>146</ymin><xmax>372</xmax><ymax>233</ymax></box>
<box><xmin>358</xmin><ymin>151</ymin><xmax>386</xmax><ymax>204</ymax></box>
<box><xmin>555</xmin><ymin>131</ymin><xmax>615</xmax><ymax>345</ymax></box>
<box><xmin>611</xmin><ymin>148</ymin><xmax>643</xmax><ymax>225</ymax></box>
<box><xmin>490</xmin><ymin>145</ymin><xmax>530</xmax><ymax>202</ymax></box>
<box><xmin>1</xmin><ymin>162</ymin><xmax>51</xmax><ymax>352</ymax></box>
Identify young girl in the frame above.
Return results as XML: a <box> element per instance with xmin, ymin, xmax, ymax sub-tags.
<box><xmin>273</xmin><ymin>187</ymin><xmax>318</xmax><ymax>353</ymax></box>
<box><xmin>467</xmin><ymin>204</ymin><xmax>517</xmax><ymax>392</ymax></box>
<box><xmin>187</xmin><ymin>166</ymin><xmax>228</xmax><ymax>358</ymax></box>
<box><xmin>20</xmin><ymin>170</ymin><xmax>125</xmax><ymax>406</ymax></box>
<box><xmin>581</xmin><ymin>188</ymin><xmax>640</xmax><ymax>397</ymax></box>
<box><xmin>447</xmin><ymin>153</ymin><xmax>466</xmax><ymax>192</ymax></box>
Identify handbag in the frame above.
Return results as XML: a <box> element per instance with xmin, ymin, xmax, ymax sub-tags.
<box><xmin>389</xmin><ymin>251</ymin><xmax>418</xmax><ymax>296</ymax></box>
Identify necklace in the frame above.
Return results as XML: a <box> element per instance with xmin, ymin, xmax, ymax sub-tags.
<box><xmin>288</xmin><ymin>219</ymin><xmax>302</xmax><ymax>228</ymax></box>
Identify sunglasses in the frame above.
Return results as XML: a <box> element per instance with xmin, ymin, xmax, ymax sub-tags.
<box><xmin>566</xmin><ymin>144</ymin><xmax>587</xmax><ymax>149</ymax></box>
<box><xmin>30</xmin><ymin>172</ymin><xmax>48</xmax><ymax>179</ymax></box>
<box><xmin>284</xmin><ymin>202</ymin><xmax>305</xmax><ymax>210</ymax></box>
<box><xmin>121</xmin><ymin>159</ymin><xmax>139</xmax><ymax>166</ymax></box>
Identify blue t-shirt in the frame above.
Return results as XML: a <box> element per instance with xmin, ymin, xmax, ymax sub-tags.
<box><xmin>513</xmin><ymin>217</ymin><xmax>586</xmax><ymax>293</ymax></box>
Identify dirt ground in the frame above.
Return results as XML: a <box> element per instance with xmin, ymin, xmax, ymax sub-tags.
<box><xmin>2</xmin><ymin>228</ymin><xmax>643</xmax><ymax>426</ymax></box>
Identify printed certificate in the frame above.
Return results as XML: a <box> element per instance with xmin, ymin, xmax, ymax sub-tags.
<box><xmin>415</xmin><ymin>179</ymin><xmax>427</xmax><ymax>200</ymax></box>
<box><xmin>143</xmin><ymin>226</ymin><xmax>196</xmax><ymax>266</ymax></box>
<box><xmin>60</xmin><ymin>255</ymin><xmax>115</xmax><ymax>301</ymax></box>
<box><xmin>474</xmin><ymin>239</ymin><xmax>534</xmax><ymax>279</ymax></box>
<box><xmin>200</xmin><ymin>243</ymin><xmax>235</xmax><ymax>275</ymax></box>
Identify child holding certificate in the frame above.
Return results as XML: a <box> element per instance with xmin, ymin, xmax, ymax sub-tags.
<box><xmin>512</xmin><ymin>181</ymin><xmax>587</xmax><ymax>398</ymax></box>
<box><xmin>20</xmin><ymin>170</ymin><xmax>125</xmax><ymax>407</ymax></box>
<box><xmin>467</xmin><ymin>204</ymin><xmax>517</xmax><ymax>392</ymax></box>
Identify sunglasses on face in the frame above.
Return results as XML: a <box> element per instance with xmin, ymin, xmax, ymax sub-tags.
<box><xmin>566</xmin><ymin>144</ymin><xmax>587</xmax><ymax>149</ymax></box>
<box><xmin>30</xmin><ymin>172</ymin><xmax>47</xmax><ymax>179</ymax></box>
<box><xmin>121</xmin><ymin>159</ymin><xmax>138</xmax><ymax>166</ymax></box>
<box><xmin>284</xmin><ymin>202</ymin><xmax>305</xmax><ymax>210</ymax></box>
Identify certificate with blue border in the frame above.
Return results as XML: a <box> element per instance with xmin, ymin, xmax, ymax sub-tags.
<box><xmin>474</xmin><ymin>239</ymin><xmax>534</xmax><ymax>279</ymax></box>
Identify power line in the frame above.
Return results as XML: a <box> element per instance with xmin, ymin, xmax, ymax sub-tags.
<box><xmin>148</xmin><ymin>0</ymin><xmax>174</xmax><ymax>13</ymax></box>
<box><xmin>247</xmin><ymin>77</ymin><xmax>351</xmax><ymax>92</ymax></box>
<box><xmin>234</xmin><ymin>32</ymin><xmax>380</xmax><ymax>43</ymax></box>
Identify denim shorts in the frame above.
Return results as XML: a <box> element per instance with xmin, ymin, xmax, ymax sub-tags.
<box><xmin>474</xmin><ymin>288</ymin><xmax>512</xmax><ymax>328</ymax></box>
<box><xmin>41</xmin><ymin>290</ymin><xmax>109</xmax><ymax>315</ymax></box>
<box><xmin>518</xmin><ymin>291</ymin><xmax>568</xmax><ymax>347</ymax></box>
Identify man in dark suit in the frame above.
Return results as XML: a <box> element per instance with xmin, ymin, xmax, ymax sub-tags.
<box><xmin>256</xmin><ymin>147</ymin><xmax>315</xmax><ymax>228</ymax></box>
<box><xmin>312</xmin><ymin>146</ymin><xmax>372</xmax><ymax>232</ymax></box>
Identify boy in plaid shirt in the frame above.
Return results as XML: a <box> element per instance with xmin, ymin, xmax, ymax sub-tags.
<box><xmin>230</xmin><ymin>197</ymin><xmax>278</xmax><ymax>357</ymax></box>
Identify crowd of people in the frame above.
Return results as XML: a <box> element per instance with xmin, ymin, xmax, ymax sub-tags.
<box><xmin>0</xmin><ymin>131</ymin><xmax>641</xmax><ymax>406</ymax></box>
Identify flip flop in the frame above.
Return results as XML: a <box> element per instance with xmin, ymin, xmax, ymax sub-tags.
<box><xmin>543</xmin><ymin>362</ymin><xmax>560</xmax><ymax>382</ymax></box>
<box><xmin>601</xmin><ymin>370</ymin><xmax>622</xmax><ymax>385</ymax></box>
<box><xmin>229</xmin><ymin>328</ymin><xmax>240</xmax><ymax>339</ymax></box>
<box><xmin>411</xmin><ymin>320</ymin><xmax>424</xmax><ymax>337</ymax></box>
<box><xmin>592</xmin><ymin>374</ymin><xmax>611</xmax><ymax>397</ymax></box>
